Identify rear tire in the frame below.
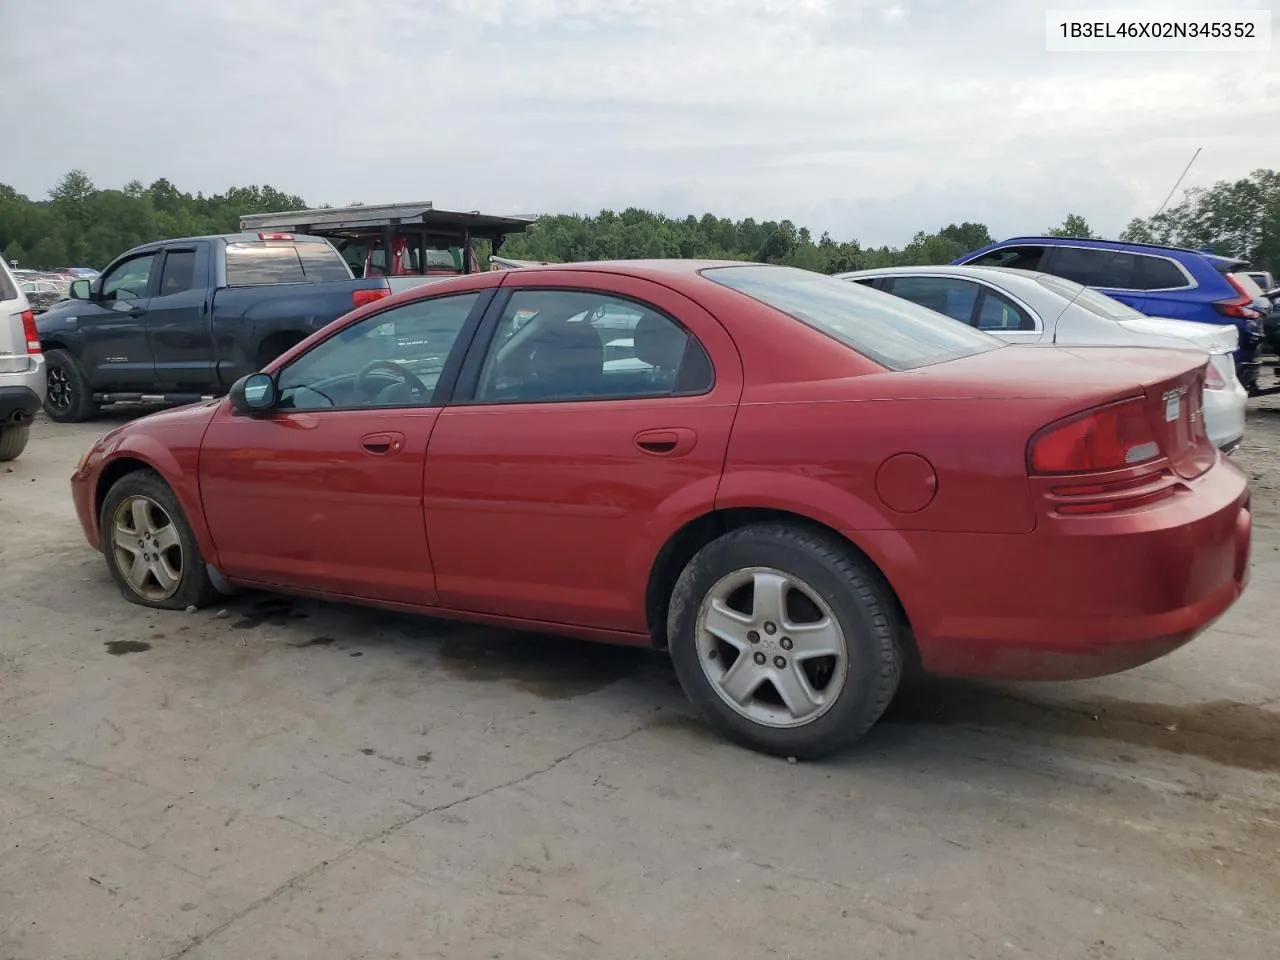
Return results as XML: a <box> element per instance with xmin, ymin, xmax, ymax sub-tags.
<box><xmin>0</xmin><ymin>423</ymin><xmax>30</xmax><ymax>461</ymax></box>
<box><xmin>100</xmin><ymin>469</ymin><xmax>219</xmax><ymax>610</ymax></box>
<box><xmin>44</xmin><ymin>349</ymin><xmax>99</xmax><ymax>423</ymax></box>
<box><xmin>667</xmin><ymin>522</ymin><xmax>903</xmax><ymax>759</ymax></box>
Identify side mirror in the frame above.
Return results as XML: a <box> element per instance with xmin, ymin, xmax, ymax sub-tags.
<box><xmin>228</xmin><ymin>373</ymin><xmax>277</xmax><ymax>415</ymax></box>
<box><xmin>68</xmin><ymin>279</ymin><xmax>91</xmax><ymax>300</ymax></box>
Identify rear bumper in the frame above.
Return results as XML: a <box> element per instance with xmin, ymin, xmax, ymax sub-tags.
<box><xmin>857</xmin><ymin>458</ymin><xmax>1251</xmax><ymax>681</ymax></box>
<box><xmin>0</xmin><ymin>381</ymin><xmax>42</xmax><ymax>424</ymax></box>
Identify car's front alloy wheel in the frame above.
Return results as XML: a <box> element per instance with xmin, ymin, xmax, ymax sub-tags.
<box><xmin>101</xmin><ymin>470</ymin><xmax>219</xmax><ymax>610</ymax></box>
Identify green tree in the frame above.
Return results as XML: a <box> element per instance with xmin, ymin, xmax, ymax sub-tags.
<box><xmin>4</xmin><ymin>240</ymin><xmax>27</xmax><ymax>267</ymax></box>
<box><xmin>1046</xmin><ymin>213</ymin><xmax>1095</xmax><ymax>238</ymax></box>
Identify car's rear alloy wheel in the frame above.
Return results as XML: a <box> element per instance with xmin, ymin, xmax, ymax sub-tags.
<box><xmin>101</xmin><ymin>470</ymin><xmax>219</xmax><ymax>610</ymax></box>
<box><xmin>696</xmin><ymin>567</ymin><xmax>849</xmax><ymax>728</ymax></box>
<box><xmin>668</xmin><ymin>523</ymin><xmax>903</xmax><ymax>759</ymax></box>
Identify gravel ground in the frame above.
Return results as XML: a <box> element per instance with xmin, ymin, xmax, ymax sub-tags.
<box><xmin>1</xmin><ymin>400</ymin><xmax>1278</xmax><ymax>960</ymax></box>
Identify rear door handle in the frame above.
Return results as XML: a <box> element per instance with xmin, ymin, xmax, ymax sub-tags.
<box><xmin>360</xmin><ymin>431</ymin><xmax>405</xmax><ymax>455</ymax></box>
<box><xmin>634</xmin><ymin>427</ymin><xmax>697</xmax><ymax>457</ymax></box>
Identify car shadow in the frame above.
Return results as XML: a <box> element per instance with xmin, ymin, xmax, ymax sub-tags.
<box><xmin>215</xmin><ymin>593</ymin><xmax>1280</xmax><ymax>774</ymax></box>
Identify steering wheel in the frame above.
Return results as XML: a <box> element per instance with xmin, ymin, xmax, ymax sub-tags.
<box><xmin>354</xmin><ymin>360</ymin><xmax>430</xmax><ymax>403</ymax></box>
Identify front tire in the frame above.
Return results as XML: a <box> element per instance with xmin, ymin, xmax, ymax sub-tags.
<box><xmin>44</xmin><ymin>348</ymin><xmax>99</xmax><ymax>423</ymax></box>
<box><xmin>0</xmin><ymin>423</ymin><xmax>30</xmax><ymax>461</ymax></box>
<box><xmin>100</xmin><ymin>470</ymin><xmax>219</xmax><ymax>610</ymax></box>
<box><xmin>667</xmin><ymin>523</ymin><xmax>903</xmax><ymax>759</ymax></box>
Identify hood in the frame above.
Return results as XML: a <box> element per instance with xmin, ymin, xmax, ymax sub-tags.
<box><xmin>1116</xmin><ymin>315</ymin><xmax>1238</xmax><ymax>354</ymax></box>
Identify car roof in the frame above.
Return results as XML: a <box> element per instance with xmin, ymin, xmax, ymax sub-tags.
<box><xmin>837</xmin><ymin>264</ymin><xmax>1052</xmax><ymax>287</ymax></box>
<box><xmin>980</xmin><ymin>235</ymin><xmax>1246</xmax><ymax>268</ymax></box>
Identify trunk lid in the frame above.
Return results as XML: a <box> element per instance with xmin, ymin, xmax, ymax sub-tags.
<box><xmin>1116</xmin><ymin>315</ymin><xmax>1237</xmax><ymax>355</ymax></box>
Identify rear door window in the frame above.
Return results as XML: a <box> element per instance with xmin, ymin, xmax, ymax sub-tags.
<box><xmin>157</xmin><ymin>249</ymin><xmax>197</xmax><ymax>296</ymax></box>
<box><xmin>1137</xmin><ymin>255</ymin><xmax>1188</xmax><ymax>290</ymax></box>
<box><xmin>962</xmin><ymin>245</ymin><xmax>1047</xmax><ymax>271</ymax></box>
<box><xmin>1043</xmin><ymin>247</ymin><xmax>1139</xmax><ymax>289</ymax></box>
<box><xmin>882</xmin><ymin>276</ymin><xmax>979</xmax><ymax>324</ymax></box>
<box><xmin>975</xmin><ymin>289</ymin><xmax>1035</xmax><ymax>331</ymax></box>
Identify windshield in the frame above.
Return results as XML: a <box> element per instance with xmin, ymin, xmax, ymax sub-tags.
<box><xmin>1034</xmin><ymin>273</ymin><xmax>1146</xmax><ymax>321</ymax></box>
<box><xmin>702</xmin><ymin>265</ymin><xmax>1001</xmax><ymax>371</ymax></box>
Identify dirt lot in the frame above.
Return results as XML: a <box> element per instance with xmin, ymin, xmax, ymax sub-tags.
<box><xmin>2</xmin><ymin>400</ymin><xmax>1279</xmax><ymax>960</ymax></box>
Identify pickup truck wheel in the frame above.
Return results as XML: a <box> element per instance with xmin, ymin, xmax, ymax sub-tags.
<box><xmin>666</xmin><ymin>522</ymin><xmax>903</xmax><ymax>760</ymax></box>
<box><xmin>100</xmin><ymin>470</ymin><xmax>219</xmax><ymax>611</ymax></box>
<box><xmin>44</xmin><ymin>349</ymin><xmax>99</xmax><ymax>423</ymax></box>
<box><xmin>0</xmin><ymin>424</ymin><xmax>30</xmax><ymax>461</ymax></box>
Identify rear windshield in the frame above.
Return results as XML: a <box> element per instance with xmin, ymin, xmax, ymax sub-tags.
<box><xmin>702</xmin><ymin>265</ymin><xmax>1001</xmax><ymax>371</ymax></box>
<box><xmin>1035</xmin><ymin>273</ymin><xmax>1144</xmax><ymax>321</ymax></box>
<box><xmin>225</xmin><ymin>240</ymin><xmax>351</xmax><ymax>286</ymax></box>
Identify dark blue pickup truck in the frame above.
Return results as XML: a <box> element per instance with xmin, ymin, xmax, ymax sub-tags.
<box><xmin>36</xmin><ymin>232</ymin><xmax>391</xmax><ymax>422</ymax></box>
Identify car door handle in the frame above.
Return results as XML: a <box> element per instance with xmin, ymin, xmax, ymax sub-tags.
<box><xmin>634</xmin><ymin>428</ymin><xmax>697</xmax><ymax>457</ymax></box>
<box><xmin>360</xmin><ymin>431</ymin><xmax>405</xmax><ymax>455</ymax></box>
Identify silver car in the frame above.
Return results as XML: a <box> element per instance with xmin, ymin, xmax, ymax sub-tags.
<box><xmin>0</xmin><ymin>255</ymin><xmax>46</xmax><ymax>461</ymax></box>
<box><xmin>838</xmin><ymin>265</ymin><xmax>1247</xmax><ymax>453</ymax></box>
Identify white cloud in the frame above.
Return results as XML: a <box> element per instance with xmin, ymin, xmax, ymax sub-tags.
<box><xmin>4</xmin><ymin>0</ymin><xmax>1277</xmax><ymax>245</ymax></box>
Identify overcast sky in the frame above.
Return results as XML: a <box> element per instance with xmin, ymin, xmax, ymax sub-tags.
<box><xmin>4</xmin><ymin>0</ymin><xmax>1277</xmax><ymax>246</ymax></box>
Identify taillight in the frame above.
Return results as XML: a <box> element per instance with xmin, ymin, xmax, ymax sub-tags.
<box><xmin>1203</xmin><ymin>360</ymin><xmax>1227</xmax><ymax>391</ymax></box>
<box><xmin>352</xmin><ymin>288</ymin><xmax>391</xmax><ymax>308</ymax></box>
<box><xmin>21</xmin><ymin>310</ymin><xmax>40</xmax><ymax>354</ymax></box>
<box><xmin>1029</xmin><ymin>398</ymin><xmax>1161</xmax><ymax>475</ymax></box>
<box><xmin>257</xmin><ymin>232</ymin><xmax>294</xmax><ymax>241</ymax></box>
<box><xmin>1214</xmin><ymin>275</ymin><xmax>1263</xmax><ymax>320</ymax></box>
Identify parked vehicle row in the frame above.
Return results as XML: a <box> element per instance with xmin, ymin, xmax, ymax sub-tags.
<box><xmin>839</xmin><ymin>264</ymin><xmax>1247</xmax><ymax>452</ymax></box>
<box><xmin>952</xmin><ymin>235</ymin><xmax>1275</xmax><ymax>396</ymax></box>
<box><xmin>71</xmin><ymin>262</ymin><xmax>1251</xmax><ymax>758</ymax></box>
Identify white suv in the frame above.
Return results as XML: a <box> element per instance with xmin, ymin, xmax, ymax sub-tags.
<box><xmin>0</xmin><ymin>255</ymin><xmax>46</xmax><ymax>460</ymax></box>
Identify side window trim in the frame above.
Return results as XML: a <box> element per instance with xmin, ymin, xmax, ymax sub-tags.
<box><xmin>448</xmin><ymin>285</ymin><xmax>715</xmax><ymax>406</ymax></box>
<box><xmin>1041</xmin><ymin>243</ymin><xmax>1195</xmax><ymax>293</ymax></box>
<box><xmin>270</xmin><ymin>287</ymin><xmax>495</xmax><ymax>412</ymax></box>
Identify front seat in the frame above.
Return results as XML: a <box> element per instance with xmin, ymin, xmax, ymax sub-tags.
<box><xmin>519</xmin><ymin>318</ymin><xmax>605</xmax><ymax>400</ymax></box>
<box><xmin>632</xmin><ymin>313</ymin><xmax>689</xmax><ymax>389</ymax></box>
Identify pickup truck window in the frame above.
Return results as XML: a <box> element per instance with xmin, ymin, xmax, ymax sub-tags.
<box><xmin>226</xmin><ymin>240</ymin><xmax>350</xmax><ymax>286</ymax></box>
<box><xmin>102</xmin><ymin>254</ymin><xmax>157</xmax><ymax>301</ymax></box>
<box><xmin>158</xmin><ymin>250</ymin><xmax>197</xmax><ymax>296</ymax></box>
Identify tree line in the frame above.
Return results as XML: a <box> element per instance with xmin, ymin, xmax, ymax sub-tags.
<box><xmin>2</xmin><ymin>168</ymin><xmax>1276</xmax><ymax>276</ymax></box>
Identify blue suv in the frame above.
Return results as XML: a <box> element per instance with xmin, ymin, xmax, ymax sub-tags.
<box><xmin>952</xmin><ymin>236</ymin><xmax>1265</xmax><ymax>391</ymax></box>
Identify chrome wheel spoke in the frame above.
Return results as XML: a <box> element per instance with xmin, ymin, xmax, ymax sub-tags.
<box><xmin>773</xmin><ymin>663</ymin><xmax>823</xmax><ymax>721</ymax></box>
<box><xmin>750</xmin><ymin>570</ymin><xmax>789</xmax><ymax>627</ymax></box>
<box><xmin>788</xmin><ymin>618</ymin><xmax>843</xmax><ymax>660</ymax></box>
<box><xmin>114</xmin><ymin>525</ymin><xmax>142</xmax><ymax>556</ymax></box>
<box><xmin>703</xmin><ymin>599</ymin><xmax>753</xmax><ymax>650</ymax></box>
<box><xmin>152</xmin><ymin>523</ymin><xmax>180</xmax><ymax>552</ymax></box>
<box><xmin>719</xmin><ymin>655</ymin><xmax>765</xmax><ymax>705</ymax></box>
<box><xmin>150</xmin><ymin>556</ymin><xmax>180</xmax><ymax>593</ymax></box>
<box><xmin>131</xmin><ymin>498</ymin><xmax>153</xmax><ymax>537</ymax></box>
<box><xmin>127</xmin><ymin>553</ymin><xmax>150</xmax><ymax>589</ymax></box>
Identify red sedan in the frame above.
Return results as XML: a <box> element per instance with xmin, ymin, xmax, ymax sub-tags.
<box><xmin>70</xmin><ymin>261</ymin><xmax>1252</xmax><ymax>758</ymax></box>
